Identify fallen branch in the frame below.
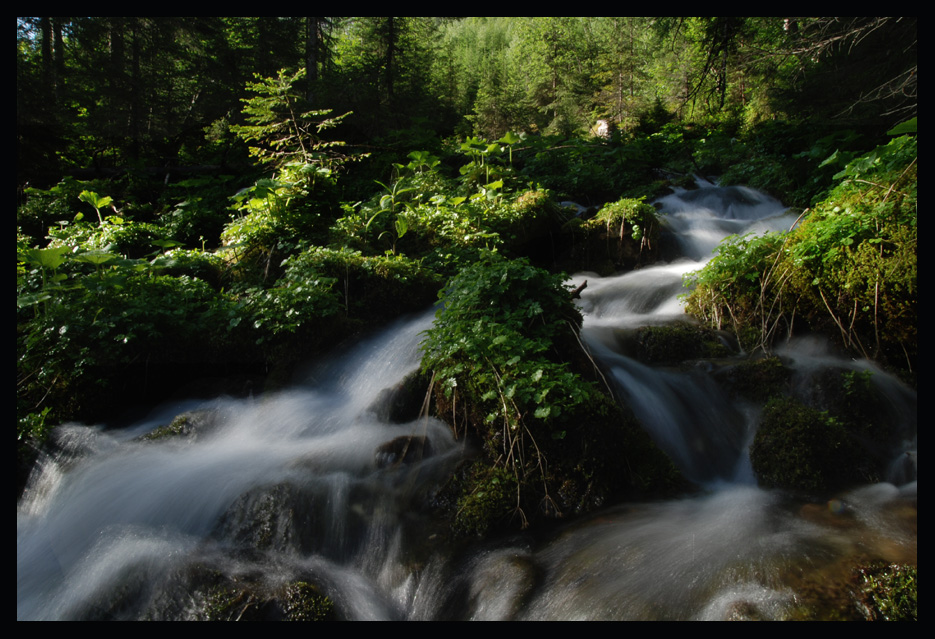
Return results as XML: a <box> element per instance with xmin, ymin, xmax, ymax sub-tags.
<box><xmin>570</xmin><ymin>280</ymin><xmax>587</xmax><ymax>299</ymax></box>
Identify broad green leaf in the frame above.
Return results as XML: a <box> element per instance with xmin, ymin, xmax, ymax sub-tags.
<box><xmin>23</xmin><ymin>246</ymin><xmax>71</xmax><ymax>270</ymax></box>
<box><xmin>78</xmin><ymin>190</ymin><xmax>113</xmax><ymax>210</ymax></box>
<box><xmin>887</xmin><ymin>117</ymin><xmax>916</xmax><ymax>136</ymax></box>
<box><xmin>17</xmin><ymin>291</ymin><xmax>52</xmax><ymax>308</ymax></box>
<box><xmin>498</xmin><ymin>131</ymin><xmax>521</xmax><ymax>145</ymax></box>
<box><xmin>395</xmin><ymin>216</ymin><xmax>409</xmax><ymax>238</ymax></box>
<box><xmin>73</xmin><ymin>250</ymin><xmax>117</xmax><ymax>266</ymax></box>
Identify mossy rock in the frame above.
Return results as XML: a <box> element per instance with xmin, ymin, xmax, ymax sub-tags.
<box><xmin>717</xmin><ymin>355</ymin><xmax>791</xmax><ymax>402</ymax></box>
<box><xmin>201</xmin><ymin>578</ymin><xmax>336</xmax><ymax>621</ymax></box>
<box><xmin>436</xmin><ymin>388</ymin><xmax>685</xmax><ymax>538</ymax></box>
<box><xmin>634</xmin><ymin>322</ymin><xmax>733</xmax><ymax>365</ymax></box>
<box><xmin>447</xmin><ymin>461</ymin><xmax>519</xmax><ymax>539</ymax></box>
<box><xmin>541</xmin><ymin>390</ymin><xmax>685</xmax><ymax>515</ymax></box>
<box><xmin>750</xmin><ymin>397</ymin><xmax>878</xmax><ymax>494</ymax></box>
<box><xmin>367</xmin><ymin>368</ymin><xmax>433</xmax><ymax>423</ymax></box>
<box><xmin>423</xmin><ymin>254</ymin><xmax>686</xmax><ymax>534</ymax></box>
<box><xmin>278</xmin><ymin>581</ymin><xmax>337</xmax><ymax>621</ymax></box>
<box><xmin>794</xmin><ymin>367</ymin><xmax>890</xmax><ymax>440</ymax></box>
<box><xmin>142</xmin><ymin>410</ymin><xmax>220</xmax><ymax>442</ymax></box>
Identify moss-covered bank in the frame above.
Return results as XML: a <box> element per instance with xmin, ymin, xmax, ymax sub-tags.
<box><xmin>420</xmin><ymin>253</ymin><xmax>684</xmax><ymax>537</ymax></box>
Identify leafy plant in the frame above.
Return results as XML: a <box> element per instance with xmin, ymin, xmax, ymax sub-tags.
<box><xmin>682</xmin><ymin>231</ymin><xmax>789</xmax><ymax>352</ymax></box>
<box><xmin>592</xmin><ymin>196</ymin><xmax>658</xmax><ymax>244</ymax></box>
<box><xmin>230</xmin><ymin>67</ymin><xmax>355</xmax><ymax>172</ymax></box>
<box><xmin>683</xmin><ymin>132</ymin><xmax>916</xmax><ymax>373</ymax></box>
<box><xmin>78</xmin><ymin>190</ymin><xmax>115</xmax><ymax>225</ymax></box>
<box><xmin>421</xmin><ymin>254</ymin><xmax>590</xmax><ymax>516</ymax></box>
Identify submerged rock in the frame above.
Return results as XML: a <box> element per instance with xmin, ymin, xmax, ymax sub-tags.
<box><xmin>375</xmin><ymin>435</ymin><xmax>433</xmax><ymax>468</ymax></box>
<box><xmin>141</xmin><ymin>409</ymin><xmax>221</xmax><ymax>442</ymax></box>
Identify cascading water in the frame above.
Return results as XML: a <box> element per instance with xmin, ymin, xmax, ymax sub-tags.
<box><xmin>17</xmin><ymin>180</ymin><xmax>916</xmax><ymax>620</ymax></box>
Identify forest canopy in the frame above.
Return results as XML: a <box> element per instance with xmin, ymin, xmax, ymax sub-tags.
<box><xmin>17</xmin><ymin>17</ymin><xmax>917</xmax><ymax>186</ymax></box>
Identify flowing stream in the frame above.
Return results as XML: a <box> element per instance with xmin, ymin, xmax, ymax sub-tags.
<box><xmin>17</xmin><ymin>180</ymin><xmax>917</xmax><ymax>620</ymax></box>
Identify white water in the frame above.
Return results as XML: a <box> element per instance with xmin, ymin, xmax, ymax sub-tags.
<box><xmin>17</xmin><ymin>181</ymin><xmax>916</xmax><ymax>620</ymax></box>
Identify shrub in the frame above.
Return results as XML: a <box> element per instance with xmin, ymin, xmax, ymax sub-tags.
<box><xmin>17</xmin><ymin>264</ymin><xmax>241</xmax><ymax>424</ymax></box>
<box><xmin>422</xmin><ymin>253</ymin><xmax>682</xmax><ymax>530</ymax></box>
<box><xmin>682</xmin><ymin>231</ymin><xmax>789</xmax><ymax>352</ymax></box>
<box><xmin>683</xmin><ymin>133</ymin><xmax>917</xmax><ymax>376</ymax></box>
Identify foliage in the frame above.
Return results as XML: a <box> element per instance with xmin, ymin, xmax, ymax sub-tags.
<box><xmin>422</xmin><ymin>254</ymin><xmax>584</xmax><ymax>422</ymax></box>
<box><xmin>331</xmin><ymin>140</ymin><xmax>563</xmax><ymax>272</ymax></box>
<box><xmin>683</xmin><ymin>131</ymin><xmax>916</xmax><ymax>374</ymax></box>
<box><xmin>17</xmin><ymin>256</ymin><xmax>242</xmax><ymax>424</ymax></box>
<box><xmin>857</xmin><ymin>563</ymin><xmax>917</xmax><ymax>621</ymax></box>
<box><xmin>421</xmin><ymin>254</ymin><xmax>587</xmax><ymax>517</ymax></box>
<box><xmin>591</xmin><ymin>196</ymin><xmax>658</xmax><ymax>244</ymax></box>
<box><xmin>421</xmin><ymin>253</ymin><xmax>682</xmax><ymax>527</ymax></box>
<box><xmin>239</xmin><ymin>273</ymin><xmax>340</xmax><ymax>347</ymax></box>
<box><xmin>17</xmin><ymin>180</ymin><xmax>83</xmax><ymax>241</ymax></box>
<box><xmin>221</xmin><ymin>68</ymin><xmax>365</xmax><ymax>280</ymax></box>
<box><xmin>682</xmin><ymin>231</ymin><xmax>789</xmax><ymax>352</ymax></box>
<box><xmin>230</xmin><ymin>67</ymin><xmax>354</xmax><ymax>172</ymax></box>
<box><xmin>48</xmin><ymin>216</ymin><xmax>171</xmax><ymax>260</ymax></box>
<box><xmin>515</xmin><ymin>134</ymin><xmax>654</xmax><ymax>202</ymax></box>
<box><xmin>278</xmin><ymin>246</ymin><xmax>442</xmax><ymax>326</ymax></box>
<box><xmin>17</xmin><ymin>408</ymin><xmax>53</xmax><ymax>486</ymax></box>
<box><xmin>158</xmin><ymin>175</ymin><xmax>244</xmax><ymax>248</ymax></box>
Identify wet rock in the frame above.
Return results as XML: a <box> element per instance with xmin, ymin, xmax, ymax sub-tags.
<box><xmin>375</xmin><ymin>435</ymin><xmax>433</xmax><ymax>468</ymax></box>
<box><xmin>367</xmin><ymin>370</ymin><xmax>431</xmax><ymax>423</ymax></box>
<box><xmin>141</xmin><ymin>409</ymin><xmax>220</xmax><ymax>442</ymax></box>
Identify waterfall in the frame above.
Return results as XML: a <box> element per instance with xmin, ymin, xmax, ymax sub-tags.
<box><xmin>17</xmin><ymin>181</ymin><xmax>916</xmax><ymax>620</ymax></box>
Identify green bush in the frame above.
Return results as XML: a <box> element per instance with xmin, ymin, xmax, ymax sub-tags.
<box><xmin>421</xmin><ymin>253</ymin><xmax>585</xmax><ymax>426</ymax></box>
<box><xmin>682</xmin><ymin>231</ymin><xmax>788</xmax><ymax>352</ymax></box>
<box><xmin>17</xmin><ymin>264</ymin><xmax>240</xmax><ymax>423</ymax></box>
<box><xmin>590</xmin><ymin>196</ymin><xmax>659</xmax><ymax>245</ymax></box>
<box><xmin>281</xmin><ymin>246</ymin><xmax>442</xmax><ymax>324</ymax></box>
<box><xmin>683</xmin><ymin>134</ymin><xmax>916</xmax><ymax>375</ymax></box>
<box><xmin>422</xmin><ymin>253</ymin><xmax>682</xmax><ymax>529</ymax></box>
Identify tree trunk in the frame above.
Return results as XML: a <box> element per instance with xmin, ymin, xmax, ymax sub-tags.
<box><xmin>306</xmin><ymin>17</ymin><xmax>319</xmax><ymax>104</ymax></box>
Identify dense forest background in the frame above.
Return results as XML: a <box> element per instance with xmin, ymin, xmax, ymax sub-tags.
<box><xmin>17</xmin><ymin>17</ymin><xmax>916</xmax><ymax>187</ymax></box>
<box><xmin>17</xmin><ymin>17</ymin><xmax>917</xmax><ymax>484</ymax></box>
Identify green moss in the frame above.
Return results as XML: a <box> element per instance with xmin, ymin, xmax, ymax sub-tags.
<box><xmin>203</xmin><ymin>584</ymin><xmax>262</xmax><ymax>621</ymax></box>
<box><xmin>142</xmin><ymin>412</ymin><xmax>199</xmax><ymax>441</ymax></box>
<box><xmin>543</xmin><ymin>390</ymin><xmax>684</xmax><ymax>513</ymax></box>
<box><xmin>857</xmin><ymin>563</ymin><xmax>917</xmax><ymax>621</ymax></box>
<box><xmin>451</xmin><ymin>462</ymin><xmax>519</xmax><ymax>538</ymax></box>
<box><xmin>634</xmin><ymin>322</ymin><xmax>732</xmax><ymax>364</ymax></box>
<box><xmin>750</xmin><ymin>397</ymin><xmax>876</xmax><ymax>493</ymax></box>
<box><xmin>279</xmin><ymin>581</ymin><xmax>336</xmax><ymax>621</ymax></box>
<box><xmin>720</xmin><ymin>356</ymin><xmax>791</xmax><ymax>402</ymax></box>
<box><xmin>201</xmin><ymin>578</ymin><xmax>336</xmax><ymax>621</ymax></box>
